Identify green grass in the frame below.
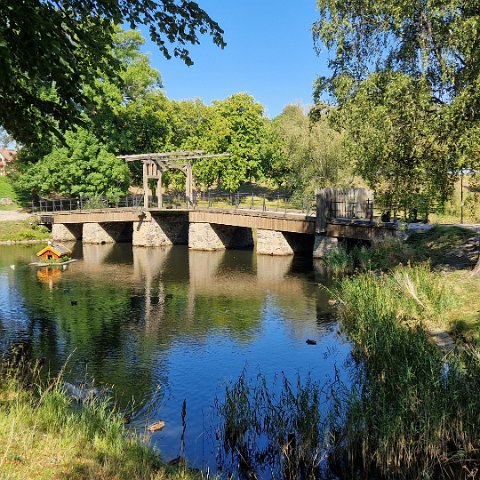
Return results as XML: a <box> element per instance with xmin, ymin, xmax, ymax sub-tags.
<box><xmin>429</xmin><ymin>176</ymin><xmax>480</xmax><ymax>224</ymax></box>
<box><xmin>0</xmin><ymin>221</ymin><xmax>51</xmax><ymax>242</ymax></box>
<box><xmin>322</xmin><ymin>226</ymin><xmax>480</xmax><ymax>341</ymax></box>
<box><xmin>0</xmin><ymin>176</ymin><xmax>19</xmax><ymax>210</ymax></box>
<box><xmin>0</xmin><ymin>176</ymin><xmax>16</xmax><ymax>199</ymax></box>
<box><xmin>329</xmin><ymin>265</ymin><xmax>480</xmax><ymax>479</ymax></box>
<box><xmin>0</xmin><ymin>359</ymin><xmax>197</xmax><ymax>480</ymax></box>
<box><xmin>323</xmin><ymin>226</ymin><xmax>478</xmax><ymax>275</ymax></box>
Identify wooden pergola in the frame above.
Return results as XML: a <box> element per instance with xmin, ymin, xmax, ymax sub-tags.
<box><xmin>118</xmin><ymin>151</ymin><xmax>229</xmax><ymax>208</ymax></box>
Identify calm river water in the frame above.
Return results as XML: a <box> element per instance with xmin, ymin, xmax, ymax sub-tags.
<box><xmin>0</xmin><ymin>243</ymin><xmax>351</xmax><ymax>472</ymax></box>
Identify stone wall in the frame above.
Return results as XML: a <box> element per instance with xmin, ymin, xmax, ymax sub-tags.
<box><xmin>133</xmin><ymin>215</ymin><xmax>188</xmax><ymax>247</ymax></box>
<box><xmin>83</xmin><ymin>222</ymin><xmax>132</xmax><ymax>244</ymax></box>
<box><xmin>52</xmin><ymin>223</ymin><xmax>82</xmax><ymax>242</ymax></box>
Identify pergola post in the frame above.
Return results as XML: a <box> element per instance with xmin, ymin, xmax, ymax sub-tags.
<box><xmin>157</xmin><ymin>174</ymin><xmax>163</xmax><ymax>208</ymax></box>
<box><xmin>185</xmin><ymin>164</ymin><xmax>193</xmax><ymax>206</ymax></box>
<box><xmin>142</xmin><ymin>162</ymin><xmax>148</xmax><ymax>208</ymax></box>
<box><xmin>118</xmin><ymin>151</ymin><xmax>229</xmax><ymax>210</ymax></box>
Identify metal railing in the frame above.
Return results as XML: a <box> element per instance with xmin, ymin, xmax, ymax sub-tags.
<box><xmin>327</xmin><ymin>199</ymin><xmax>432</xmax><ymax>224</ymax></box>
<box><xmin>193</xmin><ymin>192</ymin><xmax>315</xmax><ymax>215</ymax></box>
<box><xmin>34</xmin><ymin>191</ymin><xmax>317</xmax><ymax>216</ymax></box>
<box><xmin>34</xmin><ymin>195</ymin><xmax>145</xmax><ymax>213</ymax></box>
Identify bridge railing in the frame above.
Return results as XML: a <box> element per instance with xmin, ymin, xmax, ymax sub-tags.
<box><xmin>34</xmin><ymin>192</ymin><xmax>317</xmax><ymax>216</ymax></box>
<box><xmin>327</xmin><ymin>199</ymin><xmax>432</xmax><ymax>223</ymax></box>
<box><xmin>193</xmin><ymin>192</ymin><xmax>316</xmax><ymax>215</ymax></box>
<box><xmin>34</xmin><ymin>195</ymin><xmax>145</xmax><ymax>212</ymax></box>
<box><xmin>328</xmin><ymin>199</ymin><xmax>375</xmax><ymax>222</ymax></box>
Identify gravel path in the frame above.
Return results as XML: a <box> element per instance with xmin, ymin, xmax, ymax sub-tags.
<box><xmin>0</xmin><ymin>210</ymin><xmax>33</xmax><ymax>221</ymax></box>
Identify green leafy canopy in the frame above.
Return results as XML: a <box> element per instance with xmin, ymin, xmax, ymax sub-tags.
<box><xmin>313</xmin><ymin>0</ymin><xmax>480</xmax><ymax>206</ymax></box>
<box><xmin>0</xmin><ymin>0</ymin><xmax>225</xmax><ymax>144</ymax></box>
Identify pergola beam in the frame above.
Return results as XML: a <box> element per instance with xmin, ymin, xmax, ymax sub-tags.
<box><xmin>119</xmin><ymin>152</ymin><xmax>229</xmax><ymax>162</ymax></box>
<box><xmin>118</xmin><ymin>151</ymin><xmax>230</xmax><ymax>208</ymax></box>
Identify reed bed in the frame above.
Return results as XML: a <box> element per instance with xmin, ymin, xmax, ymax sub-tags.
<box><xmin>215</xmin><ymin>264</ymin><xmax>480</xmax><ymax>479</ymax></box>
<box><xmin>332</xmin><ymin>265</ymin><xmax>480</xmax><ymax>479</ymax></box>
<box><xmin>215</xmin><ymin>372</ymin><xmax>330</xmax><ymax>479</ymax></box>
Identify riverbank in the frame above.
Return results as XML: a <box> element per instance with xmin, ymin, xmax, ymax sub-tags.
<box><xmin>328</xmin><ymin>264</ymin><xmax>480</xmax><ymax>478</ymax></box>
<box><xmin>324</xmin><ymin>225</ymin><xmax>480</xmax><ymax>345</ymax></box>
<box><xmin>0</xmin><ymin>219</ymin><xmax>51</xmax><ymax>243</ymax></box>
<box><xmin>0</xmin><ymin>362</ymin><xmax>196</xmax><ymax>480</ymax></box>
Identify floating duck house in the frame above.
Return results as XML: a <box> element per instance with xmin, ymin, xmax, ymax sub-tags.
<box><xmin>36</xmin><ymin>243</ymin><xmax>72</xmax><ymax>262</ymax></box>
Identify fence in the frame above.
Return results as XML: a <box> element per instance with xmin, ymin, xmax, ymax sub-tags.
<box><xmin>34</xmin><ymin>192</ymin><xmax>317</xmax><ymax>216</ymax></box>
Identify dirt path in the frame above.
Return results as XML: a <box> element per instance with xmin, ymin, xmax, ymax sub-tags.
<box><xmin>0</xmin><ymin>210</ymin><xmax>33</xmax><ymax>221</ymax></box>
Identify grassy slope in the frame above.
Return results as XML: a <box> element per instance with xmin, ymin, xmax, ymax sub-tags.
<box><xmin>326</xmin><ymin>226</ymin><xmax>480</xmax><ymax>343</ymax></box>
<box><xmin>0</xmin><ymin>176</ymin><xmax>16</xmax><ymax>199</ymax></box>
<box><xmin>0</xmin><ymin>221</ymin><xmax>51</xmax><ymax>242</ymax></box>
<box><xmin>0</xmin><ymin>176</ymin><xmax>18</xmax><ymax>211</ymax></box>
<box><xmin>0</xmin><ymin>371</ymin><xmax>195</xmax><ymax>480</ymax></box>
<box><xmin>405</xmin><ymin>226</ymin><xmax>480</xmax><ymax>342</ymax></box>
<box><xmin>429</xmin><ymin>176</ymin><xmax>480</xmax><ymax>224</ymax></box>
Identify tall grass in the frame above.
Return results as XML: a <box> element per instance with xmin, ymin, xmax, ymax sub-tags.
<box><xmin>215</xmin><ymin>371</ymin><xmax>329</xmax><ymax>479</ymax></box>
<box><xmin>0</xmin><ymin>354</ymin><xmax>196</xmax><ymax>480</ymax></box>
<box><xmin>215</xmin><ymin>265</ymin><xmax>480</xmax><ymax>479</ymax></box>
<box><xmin>331</xmin><ymin>265</ymin><xmax>480</xmax><ymax>479</ymax></box>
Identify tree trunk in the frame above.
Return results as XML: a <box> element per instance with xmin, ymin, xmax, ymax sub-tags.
<box><xmin>470</xmin><ymin>255</ymin><xmax>480</xmax><ymax>277</ymax></box>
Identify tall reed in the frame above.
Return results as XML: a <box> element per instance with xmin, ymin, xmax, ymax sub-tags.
<box><xmin>332</xmin><ymin>264</ymin><xmax>480</xmax><ymax>479</ymax></box>
<box><xmin>215</xmin><ymin>264</ymin><xmax>480</xmax><ymax>479</ymax></box>
<box><xmin>0</xmin><ymin>353</ymin><xmax>194</xmax><ymax>480</ymax></box>
<box><xmin>215</xmin><ymin>371</ymin><xmax>329</xmax><ymax>479</ymax></box>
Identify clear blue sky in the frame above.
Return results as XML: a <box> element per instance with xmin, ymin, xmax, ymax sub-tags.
<box><xmin>141</xmin><ymin>0</ymin><xmax>330</xmax><ymax>118</ymax></box>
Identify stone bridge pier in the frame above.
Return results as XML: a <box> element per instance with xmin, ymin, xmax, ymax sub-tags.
<box><xmin>133</xmin><ymin>213</ymin><xmax>188</xmax><ymax>247</ymax></box>
<box><xmin>82</xmin><ymin>222</ymin><xmax>132</xmax><ymax>244</ymax></box>
<box><xmin>256</xmin><ymin>229</ymin><xmax>314</xmax><ymax>256</ymax></box>
<box><xmin>52</xmin><ymin>223</ymin><xmax>82</xmax><ymax>242</ymax></box>
<box><xmin>188</xmin><ymin>222</ymin><xmax>254</xmax><ymax>251</ymax></box>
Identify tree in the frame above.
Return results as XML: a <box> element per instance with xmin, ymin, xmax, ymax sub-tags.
<box><xmin>193</xmin><ymin>93</ymin><xmax>274</xmax><ymax>191</ymax></box>
<box><xmin>13</xmin><ymin>28</ymin><xmax>169</xmax><ymax>198</ymax></box>
<box><xmin>272</xmin><ymin>104</ymin><xmax>350</xmax><ymax>196</ymax></box>
<box><xmin>88</xmin><ymin>28</ymin><xmax>170</xmax><ymax>156</ymax></box>
<box><xmin>0</xmin><ymin>0</ymin><xmax>224</xmax><ymax>144</ymax></box>
<box><xmin>313</xmin><ymin>0</ymin><xmax>480</xmax><ymax>271</ymax></box>
<box><xmin>313</xmin><ymin>0</ymin><xmax>480</xmax><ymax>201</ymax></box>
<box><xmin>327</xmin><ymin>72</ymin><xmax>451</xmax><ymax>209</ymax></box>
<box><xmin>16</xmin><ymin>128</ymin><xmax>130</xmax><ymax>198</ymax></box>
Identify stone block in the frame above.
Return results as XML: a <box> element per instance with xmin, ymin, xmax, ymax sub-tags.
<box><xmin>52</xmin><ymin>223</ymin><xmax>82</xmax><ymax>241</ymax></box>
<box><xmin>256</xmin><ymin>229</ymin><xmax>294</xmax><ymax>256</ymax></box>
<box><xmin>312</xmin><ymin>235</ymin><xmax>338</xmax><ymax>258</ymax></box>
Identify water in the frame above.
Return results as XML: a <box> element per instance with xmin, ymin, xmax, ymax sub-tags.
<box><xmin>0</xmin><ymin>243</ymin><xmax>351</xmax><ymax>471</ymax></box>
